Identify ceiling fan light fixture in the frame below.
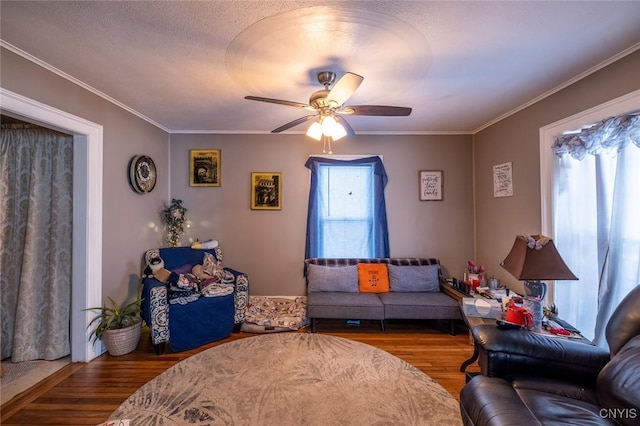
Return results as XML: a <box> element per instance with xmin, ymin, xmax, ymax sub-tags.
<box><xmin>306</xmin><ymin>121</ymin><xmax>323</xmax><ymax>141</ymax></box>
<box><xmin>331</xmin><ymin>122</ymin><xmax>347</xmax><ymax>141</ymax></box>
<box><xmin>321</xmin><ymin>115</ymin><xmax>337</xmax><ymax>136</ymax></box>
<box><xmin>244</xmin><ymin>70</ymin><xmax>412</xmax><ymax>151</ymax></box>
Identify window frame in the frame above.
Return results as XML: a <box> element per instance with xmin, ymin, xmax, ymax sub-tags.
<box><xmin>316</xmin><ymin>162</ymin><xmax>376</xmax><ymax>258</ymax></box>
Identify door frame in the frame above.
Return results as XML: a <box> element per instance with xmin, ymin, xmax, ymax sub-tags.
<box><xmin>1</xmin><ymin>88</ymin><xmax>104</xmax><ymax>362</ymax></box>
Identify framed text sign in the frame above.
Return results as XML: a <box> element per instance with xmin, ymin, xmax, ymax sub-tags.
<box><xmin>493</xmin><ymin>162</ymin><xmax>513</xmax><ymax>197</ymax></box>
<box><xmin>419</xmin><ymin>170</ymin><xmax>443</xmax><ymax>201</ymax></box>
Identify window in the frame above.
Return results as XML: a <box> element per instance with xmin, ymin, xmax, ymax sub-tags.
<box><xmin>552</xmin><ymin>130</ymin><xmax>639</xmax><ymax>344</ymax></box>
<box><xmin>317</xmin><ymin>165</ymin><xmax>373</xmax><ymax>257</ymax></box>
<box><xmin>304</xmin><ymin>156</ymin><xmax>389</xmax><ymax>259</ymax></box>
<box><xmin>541</xmin><ymin>92</ymin><xmax>640</xmax><ymax>346</ymax></box>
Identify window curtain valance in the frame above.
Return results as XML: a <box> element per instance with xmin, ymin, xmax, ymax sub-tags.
<box><xmin>304</xmin><ymin>155</ymin><xmax>389</xmax><ymax>179</ymax></box>
<box><xmin>551</xmin><ymin>112</ymin><xmax>640</xmax><ymax>160</ymax></box>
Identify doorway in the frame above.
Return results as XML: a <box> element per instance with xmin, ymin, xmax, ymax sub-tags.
<box><xmin>1</xmin><ymin>88</ymin><xmax>103</xmax><ymax>362</ymax></box>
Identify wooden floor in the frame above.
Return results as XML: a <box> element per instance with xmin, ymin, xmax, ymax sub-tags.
<box><xmin>1</xmin><ymin>319</ymin><xmax>478</xmax><ymax>425</ymax></box>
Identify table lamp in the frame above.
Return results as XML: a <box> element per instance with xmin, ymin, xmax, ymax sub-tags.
<box><xmin>500</xmin><ymin>234</ymin><xmax>577</xmax><ymax>300</ymax></box>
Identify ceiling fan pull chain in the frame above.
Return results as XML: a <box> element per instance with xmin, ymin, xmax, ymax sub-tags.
<box><xmin>322</xmin><ymin>135</ymin><xmax>333</xmax><ymax>154</ymax></box>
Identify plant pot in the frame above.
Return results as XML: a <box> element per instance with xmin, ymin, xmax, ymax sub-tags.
<box><xmin>102</xmin><ymin>320</ymin><xmax>142</xmax><ymax>356</ymax></box>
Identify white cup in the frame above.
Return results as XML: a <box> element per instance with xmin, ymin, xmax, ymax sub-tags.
<box><xmin>501</xmin><ymin>296</ymin><xmax>511</xmax><ymax>312</ymax></box>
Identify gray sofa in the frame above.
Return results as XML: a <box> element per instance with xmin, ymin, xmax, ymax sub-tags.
<box><xmin>304</xmin><ymin>258</ymin><xmax>461</xmax><ymax>333</ymax></box>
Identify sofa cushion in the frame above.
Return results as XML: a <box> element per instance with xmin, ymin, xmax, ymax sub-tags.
<box><xmin>307</xmin><ymin>264</ymin><xmax>358</xmax><ymax>292</ymax></box>
<box><xmin>460</xmin><ymin>375</ymin><xmax>542</xmax><ymax>426</ymax></box>
<box><xmin>378</xmin><ymin>292</ymin><xmax>461</xmax><ymax>319</ymax></box>
<box><xmin>357</xmin><ymin>263</ymin><xmax>390</xmax><ymax>293</ymax></box>
<box><xmin>388</xmin><ymin>264</ymin><xmax>439</xmax><ymax>292</ymax></box>
<box><xmin>307</xmin><ymin>291</ymin><xmax>384</xmax><ymax>320</ymax></box>
<box><xmin>461</xmin><ymin>375</ymin><xmax>607</xmax><ymax>426</ymax></box>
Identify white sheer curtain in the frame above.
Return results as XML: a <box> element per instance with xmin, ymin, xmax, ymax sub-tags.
<box><xmin>0</xmin><ymin>123</ymin><xmax>73</xmax><ymax>362</ymax></box>
<box><xmin>552</xmin><ymin>113</ymin><xmax>640</xmax><ymax>346</ymax></box>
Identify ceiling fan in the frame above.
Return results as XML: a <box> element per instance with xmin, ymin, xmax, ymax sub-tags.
<box><xmin>245</xmin><ymin>71</ymin><xmax>412</xmax><ymax>152</ymax></box>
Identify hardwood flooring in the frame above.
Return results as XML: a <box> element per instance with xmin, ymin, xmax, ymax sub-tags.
<box><xmin>1</xmin><ymin>319</ymin><xmax>478</xmax><ymax>425</ymax></box>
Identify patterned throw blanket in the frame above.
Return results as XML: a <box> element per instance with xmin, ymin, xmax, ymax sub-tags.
<box><xmin>243</xmin><ymin>296</ymin><xmax>308</xmax><ymax>331</ymax></box>
<box><xmin>166</xmin><ymin>252</ymin><xmax>236</xmax><ymax>305</ymax></box>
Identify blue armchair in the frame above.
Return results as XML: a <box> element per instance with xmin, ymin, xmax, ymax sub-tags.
<box><xmin>141</xmin><ymin>246</ymin><xmax>249</xmax><ymax>354</ymax></box>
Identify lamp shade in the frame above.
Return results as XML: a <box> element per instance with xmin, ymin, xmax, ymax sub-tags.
<box><xmin>500</xmin><ymin>235</ymin><xmax>577</xmax><ymax>280</ymax></box>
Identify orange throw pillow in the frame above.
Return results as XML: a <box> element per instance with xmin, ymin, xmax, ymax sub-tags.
<box><xmin>357</xmin><ymin>263</ymin><xmax>390</xmax><ymax>293</ymax></box>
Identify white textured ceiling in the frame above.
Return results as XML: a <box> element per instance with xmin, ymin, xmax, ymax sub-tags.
<box><xmin>1</xmin><ymin>1</ymin><xmax>639</xmax><ymax>134</ymax></box>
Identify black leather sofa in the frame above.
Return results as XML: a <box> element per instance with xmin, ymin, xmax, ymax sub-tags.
<box><xmin>460</xmin><ymin>284</ymin><xmax>640</xmax><ymax>426</ymax></box>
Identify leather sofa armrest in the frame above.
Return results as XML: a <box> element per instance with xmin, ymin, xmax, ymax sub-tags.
<box><xmin>473</xmin><ymin>323</ymin><xmax>610</xmax><ymax>386</ymax></box>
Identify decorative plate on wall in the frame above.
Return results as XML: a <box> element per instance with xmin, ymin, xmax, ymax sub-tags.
<box><xmin>128</xmin><ymin>155</ymin><xmax>157</xmax><ymax>193</ymax></box>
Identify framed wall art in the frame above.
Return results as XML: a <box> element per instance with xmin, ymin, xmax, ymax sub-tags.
<box><xmin>190</xmin><ymin>149</ymin><xmax>221</xmax><ymax>187</ymax></box>
<box><xmin>419</xmin><ymin>170</ymin><xmax>443</xmax><ymax>201</ymax></box>
<box><xmin>493</xmin><ymin>162</ymin><xmax>513</xmax><ymax>197</ymax></box>
<box><xmin>251</xmin><ymin>172</ymin><xmax>282</xmax><ymax>210</ymax></box>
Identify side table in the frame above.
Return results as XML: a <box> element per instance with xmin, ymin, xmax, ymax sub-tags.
<box><xmin>458</xmin><ymin>294</ymin><xmax>590</xmax><ymax>377</ymax></box>
<box><xmin>441</xmin><ymin>282</ymin><xmax>497</xmax><ymax>374</ymax></box>
<box><xmin>459</xmin><ymin>298</ymin><xmax>501</xmax><ymax>374</ymax></box>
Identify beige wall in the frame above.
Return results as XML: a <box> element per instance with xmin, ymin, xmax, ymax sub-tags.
<box><xmin>169</xmin><ymin>133</ymin><xmax>474</xmax><ymax>295</ymax></box>
<box><xmin>3</xmin><ymin>43</ymin><xmax>638</xmax><ymax>301</ymax></box>
<box><xmin>1</xmin><ymin>46</ymin><xmax>474</xmax><ymax>300</ymax></box>
<box><xmin>473</xmin><ymin>50</ymin><xmax>640</xmax><ymax>294</ymax></box>
<box><xmin>1</xmin><ymin>47</ymin><xmax>170</xmax><ymax>304</ymax></box>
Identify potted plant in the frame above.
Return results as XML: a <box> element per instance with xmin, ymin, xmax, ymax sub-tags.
<box><xmin>86</xmin><ymin>297</ymin><xmax>143</xmax><ymax>356</ymax></box>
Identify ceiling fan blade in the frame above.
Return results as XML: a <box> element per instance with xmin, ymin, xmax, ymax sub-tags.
<box><xmin>327</xmin><ymin>72</ymin><xmax>364</xmax><ymax>106</ymax></box>
<box><xmin>339</xmin><ymin>105</ymin><xmax>412</xmax><ymax>116</ymax></box>
<box><xmin>271</xmin><ymin>115</ymin><xmax>317</xmax><ymax>133</ymax></box>
<box><xmin>245</xmin><ymin>96</ymin><xmax>312</xmax><ymax>110</ymax></box>
<box><xmin>335</xmin><ymin>115</ymin><xmax>356</xmax><ymax>138</ymax></box>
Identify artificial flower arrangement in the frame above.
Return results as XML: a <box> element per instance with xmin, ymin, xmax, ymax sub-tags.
<box><xmin>465</xmin><ymin>260</ymin><xmax>486</xmax><ymax>292</ymax></box>
<box><xmin>162</xmin><ymin>198</ymin><xmax>188</xmax><ymax>247</ymax></box>
<box><xmin>466</xmin><ymin>260</ymin><xmax>486</xmax><ymax>275</ymax></box>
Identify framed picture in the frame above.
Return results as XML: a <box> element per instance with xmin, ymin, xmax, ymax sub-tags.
<box><xmin>419</xmin><ymin>170</ymin><xmax>443</xmax><ymax>201</ymax></box>
<box><xmin>493</xmin><ymin>162</ymin><xmax>513</xmax><ymax>197</ymax></box>
<box><xmin>190</xmin><ymin>149</ymin><xmax>221</xmax><ymax>187</ymax></box>
<box><xmin>251</xmin><ymin>172</ymin><xmax>282</xmax><ymax>210</ymax></box>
